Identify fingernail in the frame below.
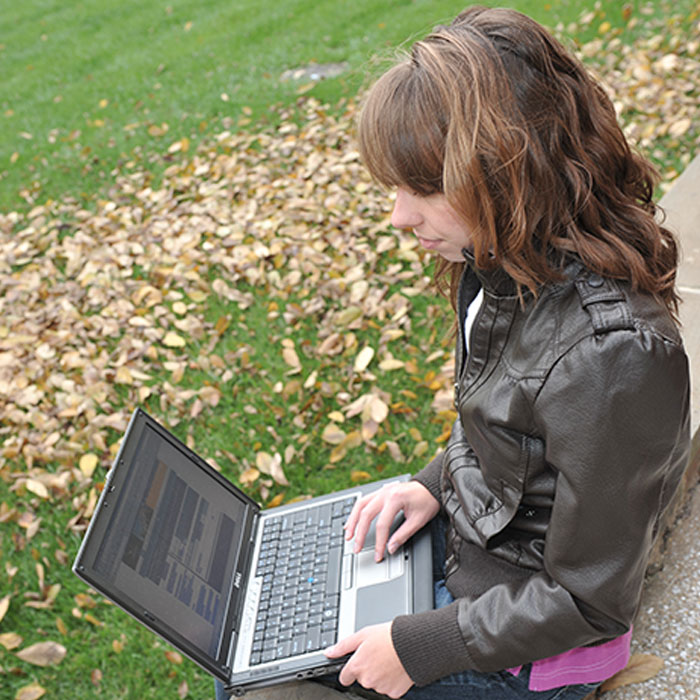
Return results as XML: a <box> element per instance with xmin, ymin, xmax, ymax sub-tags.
<box><xmin>388</xmin><ymin>542</ymin><xmax>396</xmax><ymax>554</ymax></box>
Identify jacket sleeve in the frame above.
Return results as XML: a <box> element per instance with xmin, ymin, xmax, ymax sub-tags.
<box><xmin>393</xmin><ymin>326</ymin><xmax>690</xmax><ymax>684</ymax></box>
<box><xmin>411</xmin><ymin>449</ymin><xmax>444</xmax><ymax>502</ymax></box>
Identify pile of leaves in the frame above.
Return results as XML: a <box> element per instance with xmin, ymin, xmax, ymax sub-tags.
<box><xmin>0</xmin><ymin>5</ymin><xmax>698</xmax><ymax>697</ymax></box>
<box><xmin>0</xmin><ymin>94</ymin><xmax>456</xmax><ymax>512</ymax></box>
<box><xmin>567</xmin><ymin>4</ymin><xmax>700</xmax><ymax>186</ymax></box>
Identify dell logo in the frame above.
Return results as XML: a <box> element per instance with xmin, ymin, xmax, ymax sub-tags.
<box><xmin>233</xmin><ymin>571</ymin><xmax>242</xmax><ymax>589</ymax></box>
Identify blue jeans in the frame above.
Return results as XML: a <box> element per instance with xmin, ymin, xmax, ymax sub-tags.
<box><xmin>389</xmin><ymin>580</ymin><xmax>599</xmax><ymax>700</ymax></box>
<box><xmin>215</xmin><ymin>517</ymin><xmax>601</xmax><ymax>699</ymax></box>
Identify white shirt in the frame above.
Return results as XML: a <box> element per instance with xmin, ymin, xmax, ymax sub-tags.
<box><xmin>463</xmin><ymin>288</ymin><xmax>484</xmax><ymax>354</ymax></box>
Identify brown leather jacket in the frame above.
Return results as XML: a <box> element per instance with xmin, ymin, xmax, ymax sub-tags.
<box><xmin>392</xmin><ymin>254</ymin><xmax>691</xmax><ymax>686</ymax></box>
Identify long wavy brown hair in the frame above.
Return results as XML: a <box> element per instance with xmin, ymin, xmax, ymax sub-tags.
<box><xmin>357</xmin><ymin>6</ymin><xmax>680</xmax><ymax>317</ymax></box>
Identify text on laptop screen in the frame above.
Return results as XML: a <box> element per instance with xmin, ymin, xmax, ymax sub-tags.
<box><xmin>93</xmin><ymin>424</ymin><xmax>248</xmax><ymax>657</ymax></box>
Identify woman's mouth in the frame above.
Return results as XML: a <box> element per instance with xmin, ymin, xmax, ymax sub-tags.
<box><xmin>417</xmin><ymin>236</ymin><xmax>442</xmax><ymax>250</ymax></box>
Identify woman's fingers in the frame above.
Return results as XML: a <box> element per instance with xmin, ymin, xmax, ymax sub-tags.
<box><xmin>344</xmin><ymin>491</ymin><xmax>385</xmax><ymax>552</ymax></box>
<box><xmin>343</xmin><ymin>481</ymin><xmax>439</xmax><ymax>559</ymax></box>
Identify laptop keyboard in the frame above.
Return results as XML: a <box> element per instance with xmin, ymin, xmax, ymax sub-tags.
<box><xmin>250</xmin><ymin>496</ymin><xmax>356</xmax><ymax>665</ymax></box>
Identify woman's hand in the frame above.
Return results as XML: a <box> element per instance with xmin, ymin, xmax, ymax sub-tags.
<box><xmin>325</xmin><ymin>622</ymin><xmax>413</xmax><ymax>699</ymax></box>
<box><xmin>344</xmin><ymin>480</ymin><xmax>440</xmax><ymax>561</ymax></box>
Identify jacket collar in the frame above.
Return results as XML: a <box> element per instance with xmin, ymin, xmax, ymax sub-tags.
<box><xmin>461</xmin><ymin>248</ymin><xmax>587</xmax><ymax>300</ymax></box>
<box><xmin>461</xmin><ymin>248</ymin><xmax>519</xmax><ymax>298</ymax></box>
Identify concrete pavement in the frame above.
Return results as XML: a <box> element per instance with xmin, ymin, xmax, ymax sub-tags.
<box><xmin>601</xmin><ymin>156</ymin><xmax>700</xmax><ymax>699</ymax></box>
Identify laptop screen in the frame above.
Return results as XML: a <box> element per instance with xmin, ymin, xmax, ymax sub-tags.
<box><xmin>75</xmin><ymin>411</ymin><xmax>257</xmax><ymax>678</ymax></box>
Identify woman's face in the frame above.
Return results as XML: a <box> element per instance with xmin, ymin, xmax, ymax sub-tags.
<box><xmin>390</xmin><ymin>187</ymin><xmax>473</xmax><ymax>262</ymax></box>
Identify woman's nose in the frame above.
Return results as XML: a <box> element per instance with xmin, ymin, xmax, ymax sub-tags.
<box><xmin>390</xmin><ymin>189</ymin><xmax>422</xmax><ymax>230</ymax></box>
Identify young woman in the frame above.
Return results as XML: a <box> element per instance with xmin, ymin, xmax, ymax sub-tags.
<box><xmin>323</xmin><ymin>6</ymin><xmax>691</xmax><ymax>700</ymax></box>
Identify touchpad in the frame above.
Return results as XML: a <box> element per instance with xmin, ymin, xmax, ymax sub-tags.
<box><xmin>355</xmin><ymin>577</ymin><xmax>410</xmax><ymax>629</ymax></box>
<box><xmin>356</xmin><ymin>549</ymin><xmax>405</xmax><ymax>587</ymax></box>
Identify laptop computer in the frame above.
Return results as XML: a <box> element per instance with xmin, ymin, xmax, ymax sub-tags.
<box><xmin>73</xmin><ymin>408</ymin><xmax>432</xmax><ymax>696</ymax></box>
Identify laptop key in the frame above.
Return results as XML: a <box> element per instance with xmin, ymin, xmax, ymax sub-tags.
<box><xmin>276</xmin><ymin>640</ymin><xmax>292</xmax><ymax>659</ymax></box>
<box><xmin>317</xmin><ymin>503</ymin><xmax>332</xmax><ymax>528</ymax></box>
<box><xmin>321</xmin><ymin>618</ymin><xmax>337</xmax><ymax>633</ymax></box>
<box><xmin>279</xmin><ymin>617</ymin><xmax>293</xmax><ymax>631</ymax></box>
<box><xmin>305</xmin><ymin>626</ymin><xmax>321</xmax><ymax>652</ymax></box>
<box><xmin>294</xmin><ymin>598</ymin><xmax>310</xmax><ymax>612</ymax></box>
<box><xmin>293</xmin><ymin>613</ymin><xmax>309</xmax><ymax>627</ymax></box>
<box><xmin>261</xmin><ymin>649</ymin><xmax>276</xmax><ymax>663</ymax></box>
<box><xmin>278</xmin><ymin>628</ymin><xmax>293</xmax><ymax>642</ymax></box>
<box><xmin>290</xmin><ymin>636</ymin><xmax>305</xmax><ymax>656</ymax></box>
<box><xmin>321</xmin><ymin>630</ymin><xmax>336</xmax><ymax>648</ymax></box>
<box><xmin>267</xmin><ymin>601</ymin><xmax>282</xmax><ymax>619</ymax></box>
<box><xmin>305</xmin><ymin>508</ymin><xmax>320</xmax><ymax>527</ymax></box>
<box><xmin>332</xmin><ymin>499</ymin><xmax>348</xmax><ymax>518</ymax></box>
<box><xmin>304</xmin><ymin>627</ymin><xmax>321</xmax><ymax>652</ymax></box>
<box><xmin>326</xmin><ymin>545</ymin><xmax>342</xmax><ymax>595</ymax></box>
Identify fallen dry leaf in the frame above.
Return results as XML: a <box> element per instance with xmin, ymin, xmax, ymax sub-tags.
<box><xmin>74</xmin><ymin>592</ymin><xmax>97</xmax><ymax>609</ymax></box>
<box><xmin>267</xmin><ymin>493</ymin><xmax>285</xmax><ymax>508</ymax></box>
<box><xmin>350</xmin><ymin>470</ymin><xmax>372</xmax><ymax>483</ymax></box>
<box><xmin>24</xmin><ymin>479</ymin><xmax>49</xmax><ymax>499</ymax></box>
<box><xmin>600</xmin><ymin>653</ymin><xmax>665</xmax><ymax>691</ymax></box>
<box><xmin>255</xmin><ymin>451</ymin><xmax>289</xmax><ymax>486</ymax></box>
<box><xmin>321</xmin><ymin>423</ymin><xmax>347</xmax><ymax>445</ymax></box>
<box><xmin>91</xmin><ymin>668</ymin><xmax>103</xmax><ymax>686</ymax></box>
<box><xmin>162</xmin><ymin>331</ymin><xmax>186</xmax><ymax>348</ymax></box>
<box><xmin>0</xmin><ymin>593</ymin><xmax>10</xmax><ymax>623</ymax></box>
<box><xmin>353</xmin><ymin>346</ymin><xmax>375</xmax><ymax>372</ymax></box>
<box><xmin>239</xmin><ymin>467</ymin><xmax>260</xmax><ymax>486</ymax></box>
<box><xmin>165</xmin><ymin>649</ymin><xmax>183</xmax><ymax>664</ymax></box>
<box><xmin>366</xmin><ymin>395</ymin><xmax>389</xmax><ymax>424</ymax></box>
<box><xmin>282</xmin><ymin>346</ymin><xmax>301</xmax><ymax>371</ymax></box>
<box><xmin>55</xmin><ymin>617</ymin><xmax>68</xmax><ymax>635</ymax></box>
<box><xmin>83</xmin><ymin>612</ymin><xmax>103</xmax><ymax>627</ymax></box>
<box><xmin>79</xmin><ymin>453</ymin><xmax>99</xmax><ymax>478</ymax></box>
<box><xmin>0</xmin><ymin>631</ymin><xmax>23</xmax><ymax>650</ymax></box>
<box><xmin>16</xmin><ymin>640</ymin><xmax>67</xmax><ymax>666</ymax></box>
<box><xmin>14</xmin><ymin>684</ymin><xmax>46</xmax><ymax>700</ymax></box>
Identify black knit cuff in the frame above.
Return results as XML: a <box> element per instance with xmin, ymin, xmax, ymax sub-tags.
<box><xmin>391</xmin><ymin>602</ymin><xmax>471</xmax><ymax>686</ymax></box>
<box><xmin>411</xmin><ymin>451</ymin><xmax>444</xmax><ymax>503</ymax></box>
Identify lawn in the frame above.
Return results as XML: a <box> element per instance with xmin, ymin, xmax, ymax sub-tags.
<box><xmin>2</xmin><ymin>0</ymin><xmax>692</xmax><ymax>211</ymax></box>
<box><xmin>0</xmin><ymin>1</ymin><xmax>698</xmax><ymax>698</ymax></box>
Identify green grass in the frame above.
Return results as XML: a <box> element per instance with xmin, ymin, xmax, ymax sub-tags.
<box><xmin>0</xmin><ymin>0</ymin><xmax>669</xmax><ymax>212</ymax></box>
<box><xmin>0</xmin><ymin>490</ymin><xmax>213</xmax><ymax>697</ymax></box>
<box><xmin>158</xmin><ymin>280</ymin><xmax>453</xmax><ymax>499</ymax></box>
